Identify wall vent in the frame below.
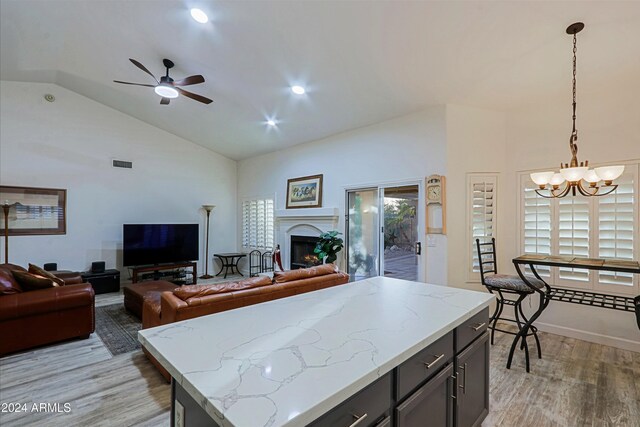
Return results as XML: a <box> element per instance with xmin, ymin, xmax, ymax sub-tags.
<box><xmin>112</xmin><ymin>159</ymin><xmax>133</xmax><ymax>169</ymax></box>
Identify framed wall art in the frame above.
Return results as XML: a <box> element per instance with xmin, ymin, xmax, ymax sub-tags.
<box><xmin>286</xmin><ymin>174</ymin><xmax>323</xmax><ymax>209</ymax></box>
<box><xmin>0</xmin><ymin>186</ymin><xmax>67</xmax><ymax>235</ymax></box>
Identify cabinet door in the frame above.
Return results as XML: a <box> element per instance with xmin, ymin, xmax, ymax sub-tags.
<box><xmin>455</xmin><ymin>331</ymin><xmax>489</xmax><ymax>427</ymax></box>
<box><xmin>396</xmin><ymin>364</ymin><xmax>454</xmax><ymax>427</ymax></box>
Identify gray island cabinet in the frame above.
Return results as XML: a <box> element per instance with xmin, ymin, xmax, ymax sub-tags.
<box><xmin>139</xmin><ymin>277</ymin><xmax>493</xmax><ymax>427</ymax></box>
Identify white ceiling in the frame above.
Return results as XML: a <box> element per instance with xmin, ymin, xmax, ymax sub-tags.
<box><xmin>1</xmin><ymin>1</ymin><xmax>639</xmax><ymax>160</ymax></box>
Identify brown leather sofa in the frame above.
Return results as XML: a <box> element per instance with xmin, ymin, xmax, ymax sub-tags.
<box><xmin>141</xmin><ymin>264</ymin><xmax>349</xmax><ymax>381</ymax></box>
<box><xmin>0</xmin><ymin>263</ymin><xmax>95</xmax><ymax>356</ymax></box>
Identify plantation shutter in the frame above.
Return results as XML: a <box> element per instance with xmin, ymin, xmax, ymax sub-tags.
<box><xmin>522</xmin><ymin>180</ymin><xmax>552</xmax><ymax>277</ymax></box>
<box><xmin>242</xmin><ymin>198</ymin><xmax>274</xmax><ymax>250</ymax></box>
<box><xmin>557</xmin><ymin>195</ymin><xmax>590</xmax><ymax>284</ymax></box>
<box><xmin>468</xmin><ymin>175</ymin><xmax>497</xmax><ymax>280</ymax></box>
<box><xmin>597</xmin><ymin>173</ymin><xmax>635</xmax><ymax>287</ymax></box>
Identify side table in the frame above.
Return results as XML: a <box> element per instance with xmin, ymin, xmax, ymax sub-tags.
<box><xmin>81</xmin><ymin>269</ymin><xmax>120</xmax><ymax>294</ymax></box>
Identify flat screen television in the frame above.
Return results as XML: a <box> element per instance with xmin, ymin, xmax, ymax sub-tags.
<box><xmin>123</xmin><ymin>224</ymin><xmax>199</xmax><ymax>266</ymax></box>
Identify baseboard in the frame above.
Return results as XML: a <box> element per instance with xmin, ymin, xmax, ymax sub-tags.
<box><xmin>532</xmin><ymin>322</ymin><xmax>640</xmax><ymax>353</ymax></box>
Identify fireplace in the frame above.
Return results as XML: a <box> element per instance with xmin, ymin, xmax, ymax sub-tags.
<box><xmin>290</xmin><ymin>235</ymin><xmax>321</xmax><ymax>270</ymax></box>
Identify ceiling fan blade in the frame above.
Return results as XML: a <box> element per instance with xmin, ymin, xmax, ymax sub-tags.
<box><xmin>176</xmin><ymin>87</ymin><xmax>213</xmax><ymax>104</ymax></box>
<box><xmin>113</xmin><ymin>80</ymin><xmax>156</xmax><ymax>88</ymax></box>
<box><xmin>160</xmin><ymin>97</ymin><xmax>170</xmax><ymax>105</ymax></box>
<box><xmin>173</xmin><ymin>75</ymin><xmax>205</xmax><ymax>86</ymax></box>
<box><xmin>129</xmin><ymin>58</ymin><xmax>159</xmax><ymax>83</ymax></box>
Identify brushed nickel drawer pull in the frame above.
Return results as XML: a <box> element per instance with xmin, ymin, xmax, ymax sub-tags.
<box><xmin>423</xmin><ymin>353</ymin><xmax>445</xmax><ymax>369</ymax></box>
<box><xmin>459</xmin><ymin>363</ymin><xmax>467</xmax><ymax>394</ymax></box>
<box><xmin>470</xmin><ymin>322</ymin><xmax>486</xmax><ymax>331</ymax></box>
<box><xmin>349</xmin><ymin>413</ymin><xmax>368</xmax><ymax>427</ymax></box>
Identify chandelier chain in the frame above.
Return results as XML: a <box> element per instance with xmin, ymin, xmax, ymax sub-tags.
<box><xmin>571</xmin><ymin>32</ymin><xmax>577</xmax><ymax>135</ymax></box>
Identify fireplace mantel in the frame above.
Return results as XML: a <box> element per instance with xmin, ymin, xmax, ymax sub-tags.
<box><xmin>275</xmin><ymin>208</ymin><xmax>340</xmax><ymax>269</ymax></box>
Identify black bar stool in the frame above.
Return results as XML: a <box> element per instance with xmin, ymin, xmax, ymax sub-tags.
<box><xmin>476</xmin><ymin>238</ymin><xmax>544</xmax><ymax>367</ymax></box>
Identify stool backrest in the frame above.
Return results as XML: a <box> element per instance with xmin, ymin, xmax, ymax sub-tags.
<box><xmin>249</xmin><ymin>250</ymin><xmax>262</xmax><ymax>277</ymax></box>
<box><xmin>475</xmin><ymin>238</ymin><xmax>497</xmax><ymax>282</ymax></box>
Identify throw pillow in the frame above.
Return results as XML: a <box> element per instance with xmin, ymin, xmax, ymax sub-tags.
<box><xmin>28</xmin><ymin>263</ymin><xmax>65</xmax><ymax>286</ymax></box>
<box><xmin>0</xmin><ymin>266</ymin><xmax>23</xmax><ymax>295</ymax></box>
<box><xmin>12</xmin><ymin>270</ymin><xmax>58</xmax><ymax>291</ymax></box>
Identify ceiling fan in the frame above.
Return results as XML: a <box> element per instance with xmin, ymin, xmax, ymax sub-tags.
<box><xmin>114</xmin><ymin>58</ymin><xmax>213</xmax><ymax>105</ymax></box>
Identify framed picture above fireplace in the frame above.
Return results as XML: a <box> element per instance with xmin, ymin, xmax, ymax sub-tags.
<box><xmin>286</xmin><ymin>174</ymin><xmax>323</xmax><ymax>209</ymax></box>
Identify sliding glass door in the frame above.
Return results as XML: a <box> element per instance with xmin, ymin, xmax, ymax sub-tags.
<box><xmin>346</xmin><ymin>184</ymin><xmax>421</xmax><ymax>282</ymax></box>
<box><xmin>346</xmin><ymin>188</ymin><xmax>380</xmax><ymax>281</ymax></box>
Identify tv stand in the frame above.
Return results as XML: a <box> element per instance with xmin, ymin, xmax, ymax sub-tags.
<box><xmin>131</xmin><ymin>261</ymin><xmax>197</xmax><ymax>285</ymax></box>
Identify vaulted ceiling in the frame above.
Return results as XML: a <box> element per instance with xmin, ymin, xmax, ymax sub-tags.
<box><xmin>1</xmin><ymin>1</ymin><xmax>638</xmax><ymax>160</ymax></box>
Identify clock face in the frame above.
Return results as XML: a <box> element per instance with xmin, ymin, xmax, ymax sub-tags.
<box><xmin>428</xmin><ymin>186</ymin><xmax>441</xmax><ymax>201</ymax></box>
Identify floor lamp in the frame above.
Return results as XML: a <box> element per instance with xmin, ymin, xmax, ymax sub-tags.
<box><xmin>200</xmin><ymin>204</ymin><xmax>215</xmax><ymax>279</ymax></box>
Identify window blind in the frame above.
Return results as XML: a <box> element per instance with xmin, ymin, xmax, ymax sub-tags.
<box><xmin>557</xmin><ymin>196</ymin><xmax>590</xmax><ymax>283</ymax></box>
<box><xmin>598</xmin><ymin>173</ymin><xmax>635</xmax><ymax>286</ymax></box>
<box><xmin>469</xmin><ymin>176</ymin><xmax>497</xmax><ymax>277</ymax></box>
<box><xmin>242</xmin><ymin>198</ymin><xmax>274</xmax><ymax>250</ymax></box>
<box><xmin>523</xmin><ymin>182</ymin><xmax>552</xmax><ymax>277</ymax></box>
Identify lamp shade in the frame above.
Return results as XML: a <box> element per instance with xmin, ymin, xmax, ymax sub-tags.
<box><xmin>530</xmin><ymin>171</ymin><xmax>555</xmax><ymax>186</ymax></box>
<box><xmin>594</xmin><ymin>165</ymin><xmax>625</xmax><ymax>182</ymax></box>
<box><xmin>549</xmin><ymin>173</ymin><xmax>566</xmax><ymax>186</ymax></box>
<box><xmin>202</xmin><ymin>204</ymin><xmax>215</xmax><ymax>212</ymax></box>
<box><xmin>582</xmin><ymin>169</ymin><xmax>600</xmax><ymax>184</ymax></box>
<box><xmin>559</xmin><ymin>166</ymin><xmax>587</xmax><ymax>182</ymax></box>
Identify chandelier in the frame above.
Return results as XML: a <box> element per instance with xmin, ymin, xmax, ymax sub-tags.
<box><xmin>530</xmin><ymin>22</ymin><xmax>624</xmax><ymax>198</ymax></box>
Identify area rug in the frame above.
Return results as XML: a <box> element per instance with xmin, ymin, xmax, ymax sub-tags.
<box><xmin>95</xmin><ymin>303</ymin><xmax>142</xmax><ymax>356</ymax></box>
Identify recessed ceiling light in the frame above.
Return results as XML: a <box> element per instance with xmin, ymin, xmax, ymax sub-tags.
<box><xmin>291</xmin><ymin>85</ymin><xmax>305</xmax><ymax>95</ymax></box>
<box><xmin>190</xmin><ymin>8</ymin><xmax>208</xmax><ymax>24</ymax></box>
<box><xmin>266</xmin><ymin>119</ymin><xmax>277</xmax><ymax>127</ymax></box>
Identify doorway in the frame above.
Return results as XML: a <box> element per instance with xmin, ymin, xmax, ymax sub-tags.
<box><xmin>346</xmin><ymin>183</ymin><xmax>421</xmax><ymax>282</ymax></box>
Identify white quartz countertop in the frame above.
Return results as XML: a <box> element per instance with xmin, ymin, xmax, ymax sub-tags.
<box><xmin>139</xmin><ymin>277</ymin><xmax>494</xmax><ymax>427</ymax></box>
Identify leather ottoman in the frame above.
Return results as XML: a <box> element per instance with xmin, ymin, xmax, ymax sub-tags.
<box><xmin>123</xmin><ymin>281</ymin><xmax>177</xmax><ymax>319</ymax></box>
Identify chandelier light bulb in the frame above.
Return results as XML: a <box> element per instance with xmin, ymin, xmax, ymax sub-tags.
<box><xmin>594</xmin><ymin>165</ymin><xmax>625</xmax><ymax>183</ymax></box>
<box><xmin>560</xmin><ymin>166</ymin><xmax>588</xmax><ymax>183</ymax></box>
<box><xmin>549</xmin><ymin>173</ymin><xmax>566</xmax><ymax>187</ymax></box>
<box><xmin>582</xmin><ymin>169</ymin><xmax>600</xmax><ymax>184</ymax></box>
<box><xmin>530</xmin><ymin>171</ymin><xmax>555</xmax><ymax>186</ymax></box>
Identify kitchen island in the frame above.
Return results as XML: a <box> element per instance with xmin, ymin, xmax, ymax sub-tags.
<box><xmin>139</xmin><ymin>276</ymin><xmax>494</xmax><ymax>427</ymax></box>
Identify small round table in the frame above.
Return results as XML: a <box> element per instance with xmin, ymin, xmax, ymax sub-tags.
<box><xmin>213</xmin><ymin>253</ymin><xmax>247</xmax><ymax>279</ymax></box>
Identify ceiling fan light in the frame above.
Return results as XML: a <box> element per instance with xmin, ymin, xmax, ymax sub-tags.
<box><xmin>582</xmin><ymin>169</ymin><xmax>600</xmax><ymax>184</ymax></box>
<box><xmin>190</xmin><ymin>8</ymin><xmax>208</xmax><ymax>24</ymax></box>
<box><xmin>550</xmin><ymin>173</ymin><xmax>566</xmax><ymax>186</ymax></box>
<box><xmin>560</xmin><ymin>166</ymin><xmax>587</xmax><ymax>182</ymax></box>
<box><xmin>594</xmin><ymin>165</ymin><xmax>625</xmax><ymax>182</ymax></box>
<box><xmin>154</xmin><ymin>84</ymin><xmax>179</xmax><ymax>99</ymax></box>
<box><xmin>531</xmin><ymin>171</ymin><xmax>555</xmax><ymax>186</ymax></box>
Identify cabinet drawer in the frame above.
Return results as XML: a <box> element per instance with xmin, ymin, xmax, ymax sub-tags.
<box><xmin>397</xmin><ymin>331</ymin><xmax>453</xmax><ymax>401</ymax></box>
<box><xmin>396</xmin><ymin>364</ymin><xmax>454</xmax><ymax>427</ymax></box>
<box><xmin>455</xmin><ymin>308</ymin><xmax>489</xmax><ymax>352</ymax></box>
<box><xmin>309</xmin><ymin>373</ymin><xmax>391</xmax><ymax>427</ymax></box>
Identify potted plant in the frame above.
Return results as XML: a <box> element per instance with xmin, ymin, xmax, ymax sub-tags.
<box><xmin>314</xmin><ymin>231</ymin><xmax>344</xmax><ymax>264</ymax></box>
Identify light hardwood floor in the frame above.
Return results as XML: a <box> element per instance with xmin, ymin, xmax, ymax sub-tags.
<box><xmin>1</xmin><ymin>291</ymin><xmax>638</xmax><ymax>427</ymax></box>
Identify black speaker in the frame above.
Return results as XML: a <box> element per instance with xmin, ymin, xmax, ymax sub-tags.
<box><xmin>43</xmin><ymin>263</ymin><xmax>57</xmax><ymax>271</ymax></box>
<box><xmin>91</xmin><ymin>261</ymin><xmax>106</xmax><ymax>273</ymax></box>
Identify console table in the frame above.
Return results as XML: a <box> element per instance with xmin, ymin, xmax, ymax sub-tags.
<box><xmin>139</xmin><ymin>277</ymin><xmax>494</xmax><ymax>427</ymax></box>
<box><xmin>131</xmin><ymin>261</ymin><xmax>197</xmax><ymax>285</ymax></box>
<box><xmin>511</xmin><ymin>255</ymin><xmax>640</xmax><ymax>372</ymax></box>
<box><xmin>213</xmin><ymin>252</ymin><xmax>246</xmax><ymax>278</ymax></box>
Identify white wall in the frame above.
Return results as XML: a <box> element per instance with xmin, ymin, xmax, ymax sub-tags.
<box><xmin>237</xmin><ymin>107</ymin><xmax>448</xmax><ymax>284</ymax></box>
<box><xmin>445</xmin><ymin>104</ymin><xmax>507</xmax><ymax>290</ymax></box>
<box><xmin>0</xmin><ymin>81</ymin><xmax>237</xmax><ymax>276</ymax></box>
<box><xmin>501</xmin><ymin>86</ymin><xmax>640</xmax><ymax>350</ymax></box>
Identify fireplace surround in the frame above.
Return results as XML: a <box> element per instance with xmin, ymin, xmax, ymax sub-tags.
<box><xmin>274</xmin><ymin>207</ymin><xmax>340</xmax><ymax>270</ymax></box>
